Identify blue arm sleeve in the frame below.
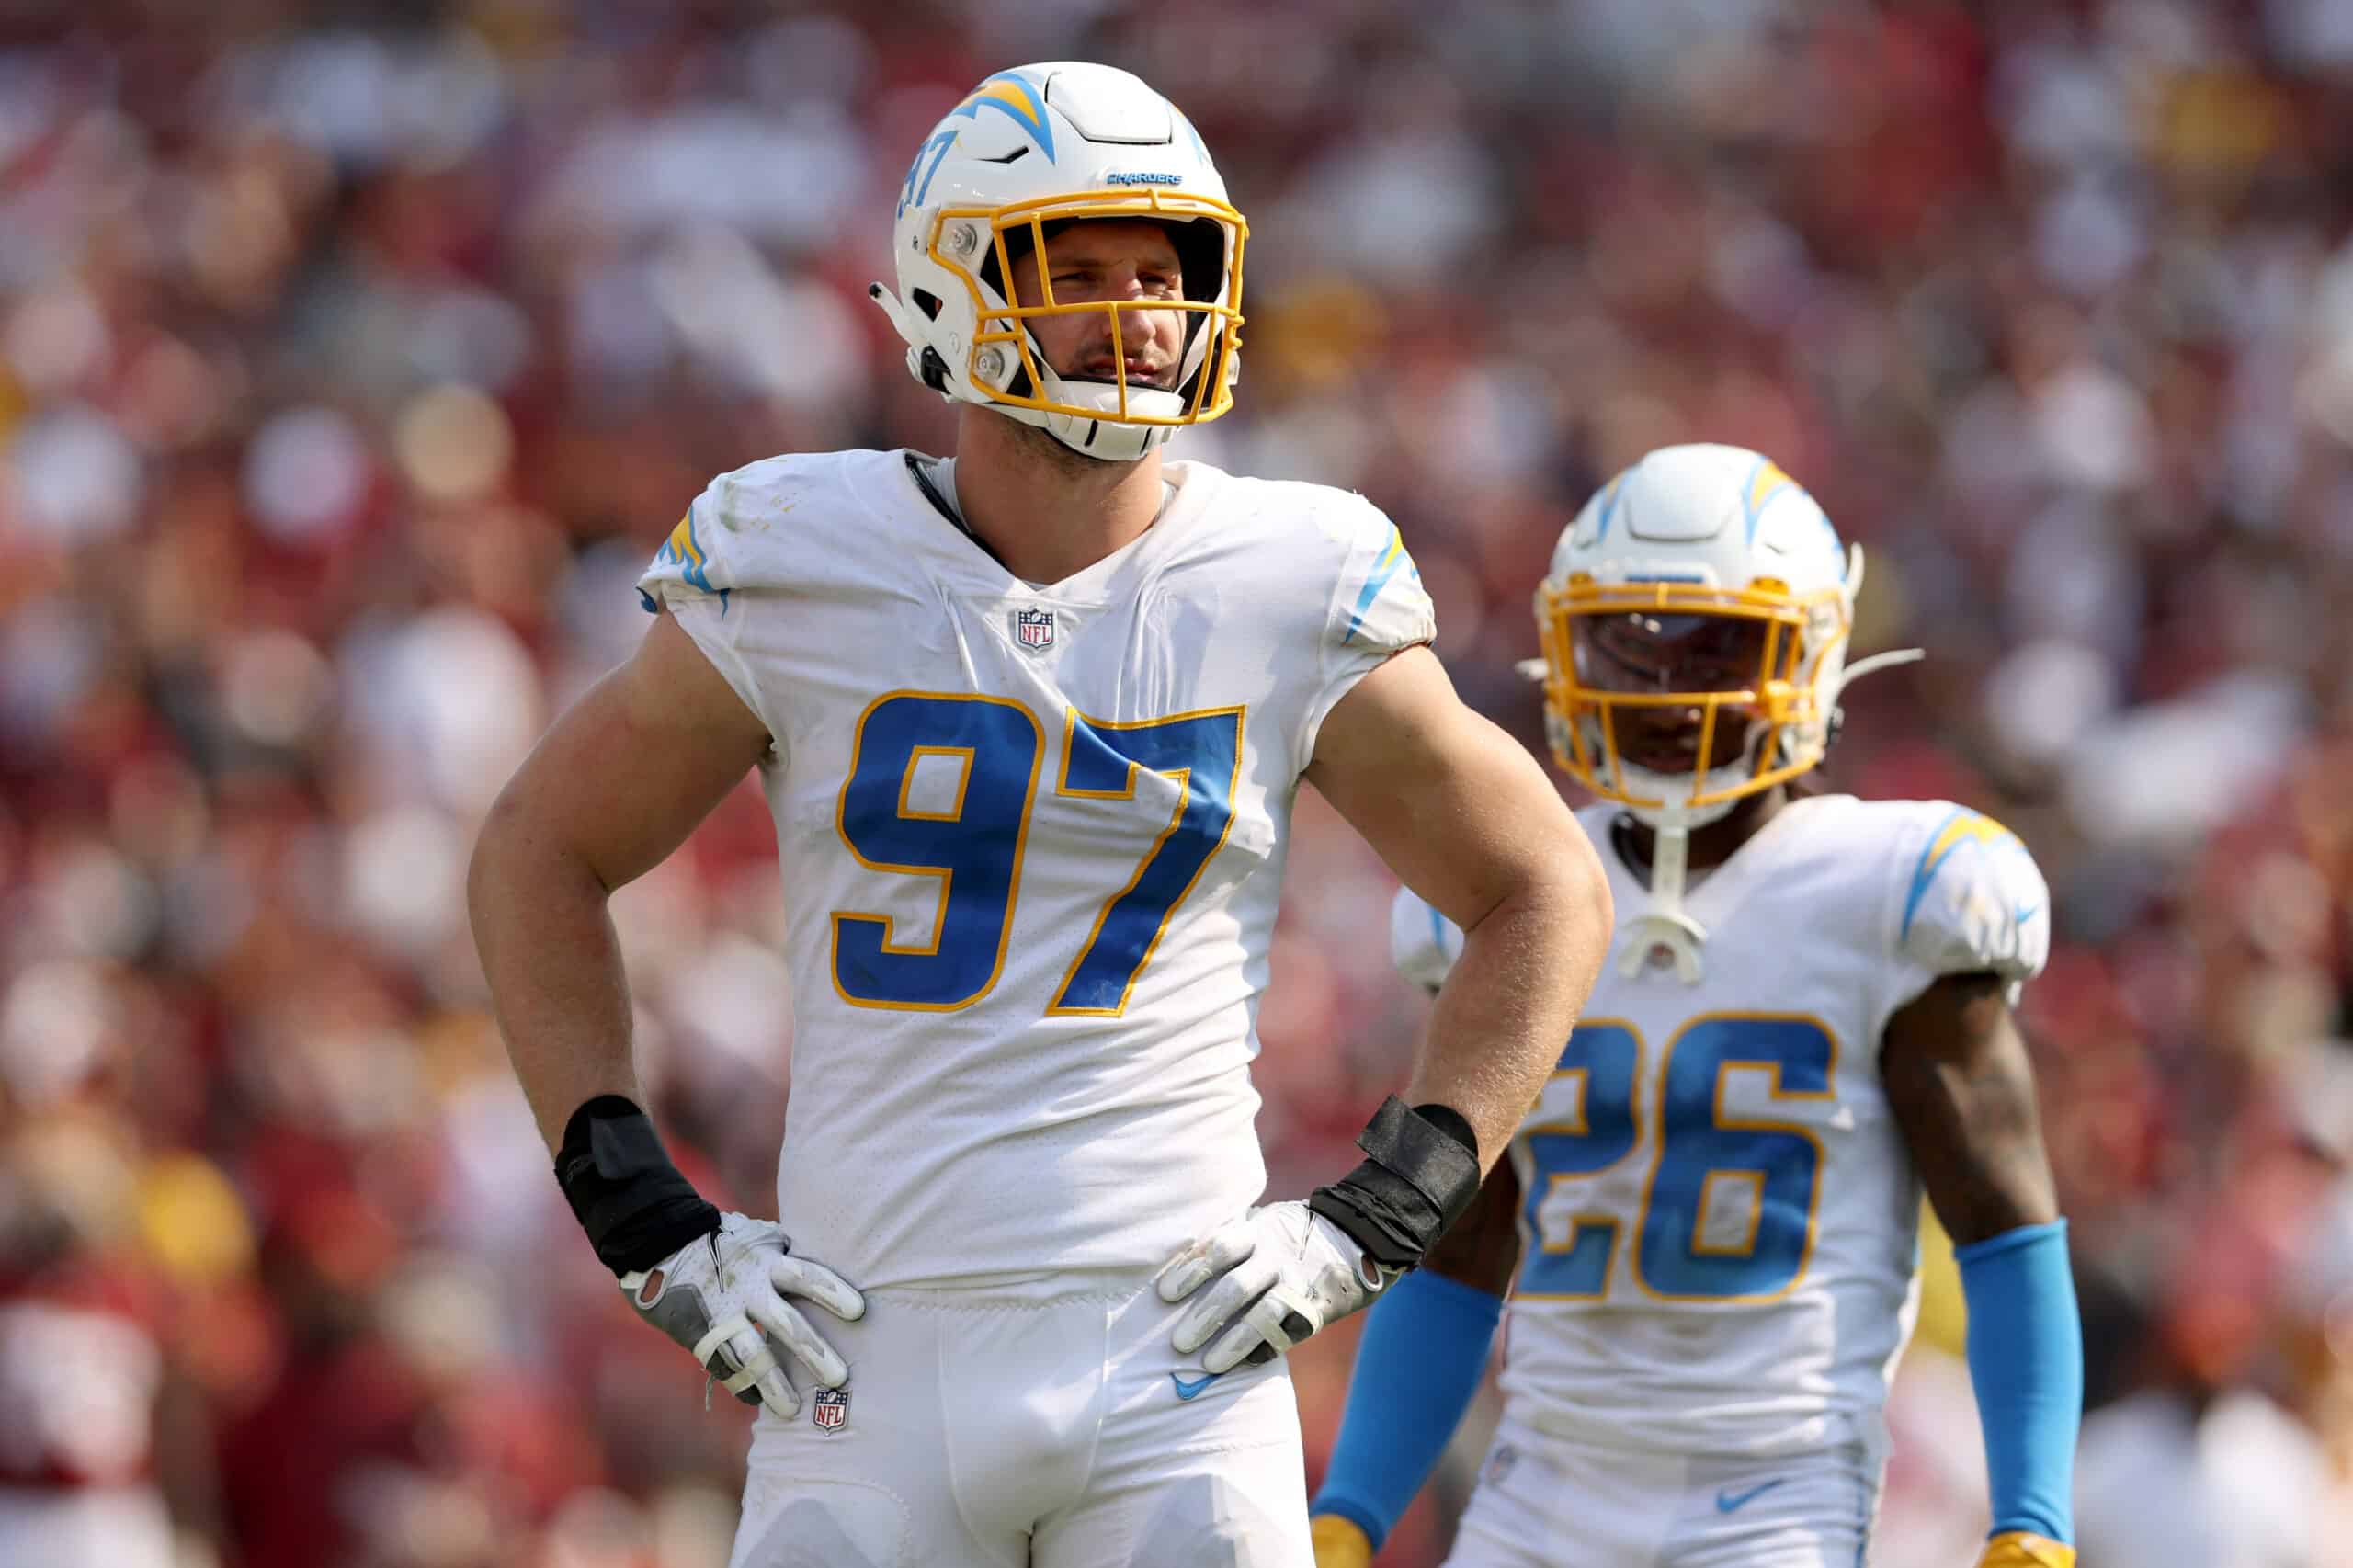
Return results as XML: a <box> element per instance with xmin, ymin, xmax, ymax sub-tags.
<box><xmin>1955</xmin><ymin>1219</ymin><xmax>2082</xmax><ymax>1543</ymax></box>
<box><xmin>1310</xmin><ymin>1268</ymin><xmax>1504</xmax><ymax>1551</ymax></box>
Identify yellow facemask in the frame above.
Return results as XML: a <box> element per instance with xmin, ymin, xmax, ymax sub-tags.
<box><xmin>1533</xmin><ymin>573</ymin><xmax>1852</xmax><ymax>815</ymax></box>
<box><xmin>924</xmin><ymin>187</ymin><xmax>1248</xmax><ymax>429</ymax></box>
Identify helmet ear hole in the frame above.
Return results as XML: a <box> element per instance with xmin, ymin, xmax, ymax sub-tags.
<box><xmin>1172</xmin><ymin>217</ymin><xmax>1225</xmax><ymax>304</ymax></box>
<box><xmin>911</xmin><ymin>289</ymin><xmax>944</xmax><ymax>322</ymax></box>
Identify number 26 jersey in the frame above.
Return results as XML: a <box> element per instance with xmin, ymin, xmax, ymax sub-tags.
<box><xmin>639</xmin><ymin>448</ymin><xmax>1434</xmax><ymax>1290</ymax></box>
<box><xmin>1392</xmin><ymin>796</ymin><xmax>2051</xmax><ymax>1456</ymax></box>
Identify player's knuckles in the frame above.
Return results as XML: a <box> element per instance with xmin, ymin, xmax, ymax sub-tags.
<box><xmin>1171</xmin><ymin>1295</ymin><xmax>1232</xmax><ymax>1352</ymax></box>
<box><xmin>1196</xmin><ymin>1266</ymin><xmax>1277</xmax><ymax>1328</ymax></box>
<box><xmin>715</xmin><ymin>1231</ymin><xmax>777</xmax><ymax>1281</ymax></box>
<box><xmin>1155</xmin><ymin>1237</ymin><xmax>1228</xmax><ymax>1301</ymax></box>
<box><xmin>1173</xmin><ymin>1246</ymin><xmax>1280</xmax><ymax>1343</ymax></box>
<box><xmin>1199</xmin><ymin>1222</ymin><xmax>1260</xmax><ymax>1271</ymax></box>
<box><xmin>1155</xmin><ymin>1259</ymin><xmax>1207</xmax><ymax>1302</ymax></box>
<box><xmin>1176</xmin><ymin>1271</ymin><xmax>1267</xmax><ymax>1349</ymax></box>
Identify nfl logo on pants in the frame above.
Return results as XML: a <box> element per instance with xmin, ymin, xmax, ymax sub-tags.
<box><xmin>1014</xmin><ymin>607</ymin><xmax>1055</xmax><ymax>651</ymax></box>
<box><xmin>813</xmin><ymin>1388</ymin><xmax>848</xmax><ymax>1431</ymax></box>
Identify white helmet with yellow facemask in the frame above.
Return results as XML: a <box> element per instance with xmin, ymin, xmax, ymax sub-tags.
<box><xmin>1529</xmin><ymin>443</ymin><xmax>1918</xmax><ymax>981</ymax></box>
<box><xmin>869</xmin><ymin>62</ymin><xmax>1245</xmax><ymax>464</ymax></box>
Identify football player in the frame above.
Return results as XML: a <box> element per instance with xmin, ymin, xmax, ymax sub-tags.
<box><xmin>469</xmin><ymin>62</ymin><xmax>1614</xmax><ymax>1568</ymax></box>
<box><xmin>1308</xmin><ymin>445</ymin><xmax>2081</xmax><ymax>1567</ymax></box>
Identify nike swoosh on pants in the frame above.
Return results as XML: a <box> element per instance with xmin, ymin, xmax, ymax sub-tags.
<box><xmin>1714</xmin><ymin>1478</ymin><xmax>1788</xmax><ymax>1514</ymax></box>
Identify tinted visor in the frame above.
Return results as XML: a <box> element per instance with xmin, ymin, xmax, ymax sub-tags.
<box><xmin>1570</xmin><ymin>611</ymin><xmax>1773</xmax><ymax>696</ymax></box>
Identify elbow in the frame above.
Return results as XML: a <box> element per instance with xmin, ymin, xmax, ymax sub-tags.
<box><xmin>1465</xmin><ymin>815</ymin><xmax>1614</xmax><ymax>980</ymax></box>
<box><xmin>1538</xmin><ymin>816</ymin><xmax>1614</xmax><ymax>969</ymax></box>
<box><xmin>1568</xmin><ymin>819</ymin><xmax>1614</xmax><ymax>930</ymax></box>
<box><xmin>466</xmin><ymin>782</ymin><xmax>595</xmax><ymax>937</ymax></box>
<box><xmin>465</xmin><ymin>786</ymin><xmax>522</xmax><ymax>938</ymax></box>
<box><xmin>1520</xmin><ymin>820</ymin><xmax>1614</xmax><ymax>1008</ymax></box>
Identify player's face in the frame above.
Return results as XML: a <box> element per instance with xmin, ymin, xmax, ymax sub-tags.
<box><xmin>1010</xmin><ymin>221</ymin><xmax>1187</xmax><ymax>392</ymax></box>
<box><xmin>1571</xmin><ymin>611</ymin><xmax>1769</xmax><ymax>774</ymax></box>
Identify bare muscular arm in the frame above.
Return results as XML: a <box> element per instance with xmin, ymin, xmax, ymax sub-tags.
<box><xmin>1881</xmin><ymin>972</ymin><xmax>2060</xmax><ymax>1246</ymax></box>
<box><xmin>1306</xmin><ymin>646</ymin><xmax>1613</xmax><ymax>1169</ymax></box>
<box><xmin>468</xmin><ymin>610</ymin><xmax>771</xmax><ymax>1153</ymax></box>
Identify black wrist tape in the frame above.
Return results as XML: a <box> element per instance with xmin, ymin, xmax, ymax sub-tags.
<box><xmin>1307</xmin><ymin>1094</ymin><xmax>1483</xmax><ymax>1272</ymax></box>
<box><xmin>554</xmin><ymin>1095</ymin><xmax>722</xmax><ymax>1276</ymax></box>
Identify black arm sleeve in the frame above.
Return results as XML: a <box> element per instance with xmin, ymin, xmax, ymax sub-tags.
<box><xmin>1307</xmin><ymin>1096</ymin><xmax>1482</xmax><ymax>1272</ymax></box>
<box><xmin>554</xmin><ymin>1095</ymin><xmax>722</xmax><ymax>1275</ymax></box>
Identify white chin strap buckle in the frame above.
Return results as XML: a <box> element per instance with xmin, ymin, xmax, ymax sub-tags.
<box><xmin>1619</xmin><ymin>909</ymin><xmax>1708</xmax><ymax>983</ymax></box>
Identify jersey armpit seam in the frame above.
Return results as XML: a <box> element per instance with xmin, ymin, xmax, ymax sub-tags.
<box><xmin>1294</xmin><ymin>514</ymin><xmax>1420</xmax><ymax>779</ymax></box>
<box><xmin>1296</xmin><ymin>528</ymin><xmax>1346</xmax><ymax>778</ymax></box>
<box><xmin>1867</xmin><ymin>806</ymin><xmax>1920</xmax><ymax>1052</ymax></box>
<box><xmin>669</xmin><ymin>595</ymin><xmax>788</xmax><ymax>768</ymax></box>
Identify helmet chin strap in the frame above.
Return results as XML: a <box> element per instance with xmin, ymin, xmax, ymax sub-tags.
<box><xmin>1615</xmin><ymin>766</ymin><xmax>1744</xmax><ymax>985</ymax></box>
<box><xmin>1610</xmin><ymin>645</ymin><xmax>1927</xmax><ymax>988</ymax></box>
<box><xmin>1620</xmin><ymin>812</ymin><xmax>1709</xmax><ymax>984</ymax></box>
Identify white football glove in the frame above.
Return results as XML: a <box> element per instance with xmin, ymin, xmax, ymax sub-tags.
<box><xmin>1156</xmin><ymin>1201</ymin><xmax>1391</xmax><ymax>1373</ymax></box>
<box><xmin>619</xmin><ymin>1211</ymin><xmax>865</xmax><ymax>1415</ymax></box>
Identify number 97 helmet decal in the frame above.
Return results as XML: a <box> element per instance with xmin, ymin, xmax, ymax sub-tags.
<box><xmin>1532</xmin><ymin>444</ymin><xmax>1906</xmax><ymax>829</ymax></box>
<box><xmin>869</xmin><ymin>62</ymin><xmax>1245</xmax><ymax>464</ymax></box>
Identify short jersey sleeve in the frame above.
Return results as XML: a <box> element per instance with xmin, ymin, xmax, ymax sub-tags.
<box><xmin>1390</xmin><ymin>884</ymin><xmax>1465</xmax><ymax>993</ymax></box>
<box><xmin>1300</xmin><ymin>498</ymin><xmax>1437</xmax><ymax>761</ymax></box>
<box><xmin>635</xmin><ymin>459</ymin><xmax>800</xmax><ymax>751</ymax></box>
<box><xmin>1883</xmin><ymin>803</ymin><xmax>2052</xmax><ymax>1014</ymax></box>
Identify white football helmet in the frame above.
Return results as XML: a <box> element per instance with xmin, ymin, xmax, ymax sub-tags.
<box><xmin>1529</xmin><ymin>444</ymin><xmax>1915</xmax><ymax>981</ymax></box>
<box><xmin>868</xmin><ymin>62</ymin><xmax>1245</xmax><ymax>463</ymax></box>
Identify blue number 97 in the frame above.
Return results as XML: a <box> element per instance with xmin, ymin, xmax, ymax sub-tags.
<box><xmin>831</xmin><ymin>696</ymin><xmax>1241</xmax><ymax>1015</ymax></box>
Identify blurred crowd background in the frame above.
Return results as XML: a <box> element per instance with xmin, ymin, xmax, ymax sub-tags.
<box><xmin>6</xmin><ymin>0</ymin><xmax>2353</xmax><ymax>1563</ymax></box>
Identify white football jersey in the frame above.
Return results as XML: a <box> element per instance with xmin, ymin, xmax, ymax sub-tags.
<box><xmin>640</xmin><ymin>448</ymin><xmax>1433</xmax><ymax>1290</ymax></box>
<box><xmin>1390</xmin><ymin>794</ymin><xmax>2050</xmax><ymax>1456</ymax></box>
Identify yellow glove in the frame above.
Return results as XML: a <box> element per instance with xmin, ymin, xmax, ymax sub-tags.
<box><xmin>1311</xmin><ymin>1513</ymin><xmax>1374</xmax><ymax>1568</ymax></box>
<box><xmin>1978</xmin><ymin>1532</ymin><xmax>2075</xmax><ymax>1568</ymax></box>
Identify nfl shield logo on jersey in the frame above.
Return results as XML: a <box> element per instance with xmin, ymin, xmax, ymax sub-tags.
<box><xmin>1014</xmin><ymin>607</ymin><xmax>1055</xmax><ymax>652</ymax></box>
<box><xmin>813</xmin><ymin>1388</ymin><xmax>849</xmax><ymax>1431</ymax></box>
